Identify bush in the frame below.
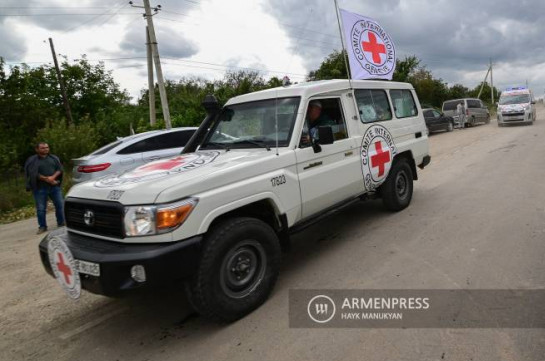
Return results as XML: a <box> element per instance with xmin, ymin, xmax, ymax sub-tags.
<box><xmin>34</xmin><ymin>121</ymin><xmax>100</xmax><ymax>167</ymax></box>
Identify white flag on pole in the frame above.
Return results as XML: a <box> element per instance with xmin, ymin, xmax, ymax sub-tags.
<box><xmin>339</xmin><ymin>8</ymin><xmax>396</xmax><ymax>80</ymax></box>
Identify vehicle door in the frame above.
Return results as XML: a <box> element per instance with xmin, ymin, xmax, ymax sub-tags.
<box><xmin>142</xmin><ymin>130</ymin><xmax>195</xmax><ymax>162</ymax></box>
<box><xmin>423</xmin><ymin>110</ymin><xmax>434</xmax><ymax>130</ymax></box>
<box><xmin>467</xmin><ymin>99</ymin><xmax>483</xmax><ymax>122</ymax></box>
<box><xmin>295</xmin><ymin>96</ymin><xmax>363</xmax><ymax>218</ymax></box>
<box><xmin>351</xmin><ymin>88</ymin><xmax>419</xmax><ymax>192</ymax></box>
<box><xmin>432</xmin><ymin>109</ymin><xmax>447</xmax><ymax>128</ymax></box>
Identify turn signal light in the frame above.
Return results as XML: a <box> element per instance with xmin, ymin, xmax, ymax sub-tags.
<box><xmin>77</xmin><ymin>163</ymin><xmax>111</xmax><ymax>173</ymax></box>
<box><xmin>156</xmin><ymin>202</ymin><xmax>195</xmax><ymax>230</ymax></box>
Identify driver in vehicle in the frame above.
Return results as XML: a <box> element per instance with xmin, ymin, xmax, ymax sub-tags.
<box><xmin>301</xmin><ymin>100</ymin><xmax>336</xmax><ymax>145</ymax></box>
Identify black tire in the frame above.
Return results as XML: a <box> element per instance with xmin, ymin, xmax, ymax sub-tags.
<box><xmin>380</xmin><ymin>158</ymin><xmax>414</xmax><ymax>212</ymax></box>
<box><xmin>188</xmin><ymin>217</ymin><xmax>281</xmax><ymax>322</ymax></box>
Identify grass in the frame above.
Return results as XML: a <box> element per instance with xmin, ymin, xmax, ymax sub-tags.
<box><xmin>0</xmin><ymin>172</ymin><xmax>73</xmax><ymax>224</ymax></box>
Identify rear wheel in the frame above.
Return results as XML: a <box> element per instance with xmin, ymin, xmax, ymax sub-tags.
<box><xmin>188</xmin><ymin>217</ymin><xmax>281</xmax><ymax>323</ymax></box>
<box><xmin>380</xmin><ymin>158</ymin><xmax>414</xmax><ymax>212</ymax></box>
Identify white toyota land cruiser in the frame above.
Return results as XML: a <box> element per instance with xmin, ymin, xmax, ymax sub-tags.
<box><xmin>40</xmin><ymin>79</ymin><xmax>431</xmax><ymax>322</ymax></box>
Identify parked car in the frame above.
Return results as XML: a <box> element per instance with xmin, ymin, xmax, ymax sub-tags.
<box><xmin>423</xmin><ymin>108</ymin><xmax>454</xmax><ymax>134</ymax></box>
<box><xmin>72</xmin><ymin>127</ymin><xmax>197</xmax><ymax>184</ymax></box>
<box><xmin>442</xmin><ymin>98</ymin><xmax>490</xmax><ymax>127</ymax></box>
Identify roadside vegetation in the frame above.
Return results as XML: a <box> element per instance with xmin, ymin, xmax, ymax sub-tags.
<box><xmin>0</xmin><ymin>52</ymin><xmax>499</xmax><ymax>220</ymax></box>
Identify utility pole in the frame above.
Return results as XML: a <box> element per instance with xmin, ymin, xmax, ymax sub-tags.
<box><xmin>477</xmin><ymin>65</ymin><xmax>491</xmax><ymax>100</ymax></box>
<box><xmin>146</xmin><ymin>26</ymin><xmax>156</xmax><ymax>126</ymax></box>
<box><xmin>48</xmin><ymin>38</ymin><xmax>73</xmax><ymax>125</ymax></box>
<box><xmin>130</xmin><ymin>0</ymin><xmax>171</xmax><ymax>129</ymax></box>
<box><xmin>490</xmin><ymin>58</ymin><xmax>494</xmax><ymax>104</ymax></box>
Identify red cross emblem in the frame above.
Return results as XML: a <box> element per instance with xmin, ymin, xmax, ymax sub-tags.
<box><xmin>370</xmin><ymin>141</ymin><xmax>391</xmax><ymax>177</ymax></box>
<box><xmin>362</xmin><ymin>32</ymin><xmax>386</xmax><ymax>65</ymax></box>
<box><xmin>134</xmin><ymin>156</ymin><xmax>187</xmax><ymax>174</ymax></box>
<box><xmin>56</xmin><ymin>252</ymin><xmax>73</xmax><ymax>285</ymax></box>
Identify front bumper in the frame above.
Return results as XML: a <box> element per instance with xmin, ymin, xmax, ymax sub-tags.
<box><xmin>39</xmin><ymin>228</ymin><xmax>202</xmax><ymax>296</ymax></box>
<box><xmin>497</xmin><ymin>111</ymin><xmax>532</xmax><ymax>125</ymax></box>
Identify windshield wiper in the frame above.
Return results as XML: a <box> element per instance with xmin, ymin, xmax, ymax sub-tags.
<box><xmin>201</xmin><ymin>141</ymin><xmax>231</xmax><ymax>151</ymax></box>
<box><xmin>232</xmin><ymin>139</ymin><xmax>271</xmax><ymax>151</ymax></box>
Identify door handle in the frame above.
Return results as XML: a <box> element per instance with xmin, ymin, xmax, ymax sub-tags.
<box><xmin>344</xmin><ymin>151</ymin><xmax>353</xmax><ymax>157</ymax></box>
<box><xmin>148</xmin><ymin>156</ymin><xmax>160</xmax><ymax>161</ymax></box>
<box><xmin>303</xmin><ymin>161</ymin><xmax>323</xmax><ymax>170</ymax></box>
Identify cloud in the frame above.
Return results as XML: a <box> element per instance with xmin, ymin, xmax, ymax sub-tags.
<box><xmin>265</xmin><ymin>0</ymin><xmax>545</xmax><ymax>92</ymax></box>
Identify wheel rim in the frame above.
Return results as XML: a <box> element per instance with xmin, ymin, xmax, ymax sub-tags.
<box><xmin>220</xmin><ymin>240</ymin><xmax>267</xmax><ymax>299</ymax></box>
<box><xmin>395</xmin><ymin>170</ymin><xmax>409</xmax><ymax>200</ymax></box>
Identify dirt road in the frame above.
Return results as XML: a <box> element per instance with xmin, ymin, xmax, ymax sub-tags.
<box><xmin>1</xmin><ymin>106</ymin><xmax>544</xmax><ymax>361</ymax></box>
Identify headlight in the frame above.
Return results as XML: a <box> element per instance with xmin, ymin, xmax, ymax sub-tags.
<box><xmin>124</xmin><ymin>198</ymin><xmax>197</xmax><ymax>237</ymax></box>
<box><xmin>524</xmin><ymin>104</ymin><xmax>531</xmax><ymax>110</ymax></box>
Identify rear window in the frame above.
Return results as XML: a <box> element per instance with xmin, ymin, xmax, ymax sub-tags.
<box><xmin>442</xmin><ymin>101</ymin><xmax>459</xmax><ymax>111</ymax></box>
<box><xmin>390</xmin><ymin>89</ymin><xmax>418</xmax><ymax>118</ymax></box>
<box><xmin>467</xmin><ymin>99</ymin><xmax>481</xmax><ymax>108</ymax></box>
<box><xmin>354</xmin><ymin>89</ymin><xmax>393</xmax><ymax>123</ymax></box>
<box><xmin>90</xmin><ymin>140</ymin><xmax>123</xmax><ymax>156</ymax></box>
<box><xmin>117</xmin><ymin>130</ymin><xmax>195</xmax><ymax>154</ymax></box>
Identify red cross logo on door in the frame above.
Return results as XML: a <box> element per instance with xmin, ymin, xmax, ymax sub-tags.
<box><xmin>370</xmin><ymin>141</ymin><xmax>391</xmax><ymax>177</ymax></box>
<box><xmin>362</xmin><ymin>32</ymin><xmax>386</xmax><ymax>65</ymax></box>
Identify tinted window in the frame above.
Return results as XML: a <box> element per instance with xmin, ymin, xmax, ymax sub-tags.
<box><xmin>443</xmin><ymin>101</ymin><xmax>459</xmax><ymax>111</ymax></box>
<box><xmin>424</xmin><ymin>110</ymin><xmax>433</xmax><ymax>117</ymax></box>
<box><xmin>432</xmin><ymin>110</ymin><xmax>441</xmax><ymax>117</ymax></box>
<box><xmin>152</xmin><ymin>130</ymin><xmax>195</xmax><ymax>150</ymax></box>
<box><xmin>117</xmin><ymin>138</ymin><xmax>154</xmax><ymax>154</ymax></box>
<box><xmin>467</xmin><ymin>99</ymin><xmax>480</xmax><ymax>108</ymax></box>
<box><xmin>390</xmin><ymin>90</ymin><xmax>418</xmax><ymax>118</ymax></box>
<box><xmin>90</xmin><ymin>140</ymin><xmax>123</xmax><ymax>155</ymax></box>
<box><xmin>354</xmin><ymin>89</ymin><xmax>392</xmax><ymax>123</ymax></box>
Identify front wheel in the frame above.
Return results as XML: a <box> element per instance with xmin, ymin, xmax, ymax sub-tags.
<box><xmin>188</xmin><ymin>217</ymin><xmax>281</xmax><ymax>323</ymax></box>
<box><xmin>380</xmin><ymin>158</ymin><xmax>414</xmax><ymax>212</ymax></box>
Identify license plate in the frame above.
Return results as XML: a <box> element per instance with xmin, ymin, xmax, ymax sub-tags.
<box><xmin>75</xmin><ymin>259</ymin><xmax>100</xmax><ymax>277</ymax></box>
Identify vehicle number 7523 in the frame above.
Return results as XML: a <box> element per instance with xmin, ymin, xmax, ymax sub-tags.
<box><xmin>270</xmin><ymin>175</ymin><xmax>286</xmax><ymax>187</ymax></box>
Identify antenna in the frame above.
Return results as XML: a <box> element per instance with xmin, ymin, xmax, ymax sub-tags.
<box><xmin>275</xmin><ymin>90</ymin><xmax>279</xmax><ymax>156</ymax></box>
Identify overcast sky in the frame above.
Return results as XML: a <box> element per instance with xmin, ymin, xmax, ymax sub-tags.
<box><xmin>1</xmin><ymin>0</ymin><xmax>545</xmax><ymax>101</ymax></box>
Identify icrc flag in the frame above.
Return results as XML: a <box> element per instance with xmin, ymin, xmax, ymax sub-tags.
<box><xmin>340</xmin><ymin>8</ymin><xmax>396</xmax><ymax>80</ymax></box>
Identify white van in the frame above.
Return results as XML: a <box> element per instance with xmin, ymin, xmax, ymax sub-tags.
<box><xmin>497</xmin><ymin>87</ymin><xmax>536</xmax><ymax>126</ymax></box>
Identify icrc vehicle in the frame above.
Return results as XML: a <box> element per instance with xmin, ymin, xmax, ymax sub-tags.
<box><xmin>39</xmin><ymin>79</ymin><xmax>431</xmax><ymax>322</ymax></box>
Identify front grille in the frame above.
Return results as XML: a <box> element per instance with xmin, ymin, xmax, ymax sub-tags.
<box><xmin>65</xmin><ymin>198</ymin><xmax>124</xmax><ymax>238</ymax></box>
<box><xmin>502</xmin><ymin>112</ymin><xmax>524</xmax><ymax>117</ymax></box>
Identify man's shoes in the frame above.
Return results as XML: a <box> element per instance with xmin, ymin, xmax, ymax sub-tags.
<box><xmin>58</xmin><ymin>222</ymin><xmax>66</xmax><ymax>227</ymax></box>
<box><xmin>37</xmin><ymin>227</ymin><xmax>48</xmax><ymax>235</ymax></box>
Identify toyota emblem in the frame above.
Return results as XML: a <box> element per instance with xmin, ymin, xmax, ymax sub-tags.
<box><xmin>83</xmin><ymin>210</ymin><xmax>95</xmax><ymax>226</ymax></box>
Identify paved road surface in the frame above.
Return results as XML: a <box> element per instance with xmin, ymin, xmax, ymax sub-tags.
<box><xmin>1</xmin><ymin>106</ymin><xmax>544</xmax><ymax>361</ymax></box>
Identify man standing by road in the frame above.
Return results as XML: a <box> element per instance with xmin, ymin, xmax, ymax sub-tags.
<box><xmin>24</xmin><ymin>142</ymin><xmax>65</xmax><ymax>234</ymax></box>
<box><xmin>456</xmin><ymin>101</ymin><xmax>466</xmax><ymax>129</ymax></box>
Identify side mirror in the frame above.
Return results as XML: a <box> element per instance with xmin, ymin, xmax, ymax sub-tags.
<box><xmin>317</xmin><ymin>126</ymin><xmax>335</xmax><ymax>145</ymax></box>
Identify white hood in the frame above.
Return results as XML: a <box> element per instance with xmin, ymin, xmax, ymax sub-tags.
<box><xmin>67</xmin><ymin>149</ymin><xmax>288</xmax><ymax>204</ymax></box>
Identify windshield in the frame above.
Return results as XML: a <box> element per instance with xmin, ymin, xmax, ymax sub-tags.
<box><xmin>499</xmin><ymin>94</ymin><xmax>530</xmax><ymax>105</ymax></box>
<box><xmin>201</xmin><ymin>97</ymin><xmax>300</xmax><ymax>149</ymax></box>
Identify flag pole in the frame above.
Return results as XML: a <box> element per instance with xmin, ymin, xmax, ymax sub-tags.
<box><xmin>334</xmin><ymin>0</ymin><xmax>353</xmax><ymax>89</ymax></box>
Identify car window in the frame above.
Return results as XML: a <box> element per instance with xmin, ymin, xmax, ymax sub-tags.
<box><xmin>390</xmin><ymin>89</ymin><xmax>418</xmax><ymax>118</ymax></box>
<box><xmin>467</xmin><ymin>99</ymin><xmax>480</xmax><ymax>108</ymax></box>
<box><xmin>203</xmin><ymin>97</ymin><xmax>300</xmax><ymax>149</ymax></box>
<box><xmin>424</xmin><ymin>110</ymin><xmax>433</xmax><ymax>118</ymax></box>
<box><xmin>354</xmin><ymin>89</ymin><xmax>393</xmax><ymax>123</ymax></box>
<box><xmin>442</xmin><ymin>101</ymin><xmax>458</xmax><ymax>111</ymax></box>
<box><xmin>151</xmin><ymin>130</ymin><xmax>195</xmax><ymax>150</ymax></box>
<box><xmin>300</xmin><ymin>97</ymin><xmax>349</xmax><ymax>147</ymax></box>
<box><xmin>90</xmin><ymin>140</ymin><xmax>123</xmax><ymax>156</ymax></box>
<box><xmin>432</xmin><ymin>110</ymin><xmax>441</xmax><ymax>118</ymax></box>
<box><xmin>117</xmin><ymin>138</ymin><xmax>154</xmax><ymax>154</ymax></box>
